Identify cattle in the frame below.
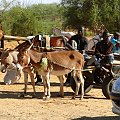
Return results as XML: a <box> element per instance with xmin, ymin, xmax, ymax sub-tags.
<box><xmin>16</xmin><ymin>46</ymin><xmax>85</xmax><ymax>100</ymax></box>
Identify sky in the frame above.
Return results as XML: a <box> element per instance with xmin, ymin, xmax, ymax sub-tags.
<box><xmin>17</xmin><ymin>0</ymin><xmax>61</xmax><ymax>5</ymax></box>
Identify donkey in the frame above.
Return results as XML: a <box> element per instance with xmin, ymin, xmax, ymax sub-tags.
<box><xmin>16</xmin><ymin>46</ymin><xmax>85</xmax><ymax>100</ymax></box>
<box><xmin>0</xmin><ymin>35</ymin><xmax>37</xmax><ymax>85</ymax></box>
<box><xmin>0</xmin><ymin>49</ymin><xmax>29</xmax><ymax>85</ymax></box>
<box><xmin>0</xmin><ymin>35</ymin><xmax>44</xmax><ymax>96</ymax></box>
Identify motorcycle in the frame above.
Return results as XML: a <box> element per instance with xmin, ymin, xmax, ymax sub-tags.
<box><xmin>70</xmin><ymin>52</ymin><xmax>120</xmax><ymax>99</ymax></box>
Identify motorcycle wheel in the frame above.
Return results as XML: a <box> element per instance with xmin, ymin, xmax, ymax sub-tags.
<box><xmin>92</xmin><ymin>68</ymin><xmax>105</xmax><ymax>85</ymax></box>
<box><xmin>102</xmin><ymin>65</ymin><xmax>120</xmax><ymax>99</ymax></box>
<box><xmin>102</xmin><ymin>76</ymin><xmax>115</xmax><ymax>99</ymax></box>
<box><xmin>70</xmin><ymin>71</ymin><xmax>93</xmax><ymax>94</ymax></box>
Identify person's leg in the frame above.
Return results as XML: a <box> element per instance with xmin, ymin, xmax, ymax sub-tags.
<box><xmin>35</xmin><ymin>72</ymin><xmax>42</xmax><ymax>85</ymax></box>
<box><xmin>64</xmin><ymin>72</ymin><xmax>71</xmax><ymax>86</ymax></box>
<box><xmin>107</xmin><ymin>54</ymin><xmax>114</xmax><ymax>76</ymax></box>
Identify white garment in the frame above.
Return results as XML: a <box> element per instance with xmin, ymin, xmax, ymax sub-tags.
<box><xmin>4</xmin><ymin>64</ymin><xmax>21</xmax><ymax>85</ymax></box>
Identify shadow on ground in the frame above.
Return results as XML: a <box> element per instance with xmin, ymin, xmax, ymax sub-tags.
<box><xmin>72</xmin><ymin>116</ymin><xmax>120</xmax><ymax>120</ymax></box>
<box><xmin>0</xmin><ymin>82</ymin><xmax>109</xmax><ymax>100</ymax></box>
<box><xmin>0</xmin><ymin>90</ymin><xmax>74</xmax><ymax>99</ymax></box>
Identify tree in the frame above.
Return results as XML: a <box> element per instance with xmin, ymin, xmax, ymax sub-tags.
<box><xmin>0</xmin><ymin>0</ymin><xmax>16</xmax><ymax>30</ymax></box>
<box><xmin>3</xmin><ymin>3</ymin><xmax>64</xmax><ymax>36</ymax></box>
<box><xmin>29</xmin><ymin>4</ymin><xmax>63</xmax><ymax>34</ymax></box>
<box><xmin>9</xmin><ymin>6</ymin><xmax>37</xmax><ymax>36</ymax></box>
<box><xmin>61</xmin><ymin>0</ymin><xmax>120</xmax><ymax>32</ymax></box>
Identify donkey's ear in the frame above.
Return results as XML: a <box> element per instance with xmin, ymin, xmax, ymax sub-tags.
<box><xmin>4</xmin><ymin>48</ymin><xmax>9</xmax><ymax>51</ymax></box>
<box><xmin>27</xmin><ymin>43</ymin><xmax>33</xmax><ymax>51</ymax></box>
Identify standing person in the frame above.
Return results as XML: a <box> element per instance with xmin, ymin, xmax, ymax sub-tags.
<box><xmin>95</xmin><ymin>31</ymin><xmax>114</xmax><ymax>76</ymax></box>
<box><xmin>64</xmin><ymin>27</ymin><xmax>88</xmax><ymax>86</ymax></box>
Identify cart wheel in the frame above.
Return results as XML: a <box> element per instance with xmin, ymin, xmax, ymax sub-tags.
<box><xmin>102</xmin><ymin>76</ymin><xmax>115</xmax><ymax>99</ymax></box>
<box><xmin>102</xmin><ymin>65</ymin><xmax>120</xmax><ymax>99</ymax></box>
<box><xmin>70</xmin><ymin>71</ymin><xmax>93</xmax><ymax>94</ymax></box>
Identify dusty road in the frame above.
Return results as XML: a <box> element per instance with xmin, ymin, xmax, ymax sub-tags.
<box><xmin>0</xmin><ymin>73</ymin><xmax>120</xmax><ymax>120</ymax></box>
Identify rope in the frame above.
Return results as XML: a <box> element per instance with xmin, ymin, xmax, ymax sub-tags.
<box><xmin>6</xmin><ymin>63</ymin><xmax>17</xmax><ymax>71</ymax></box>
<box><xmin>50</xmin><ymin>60</ymin><xmax>83</xmax><ymax>71</ymax></box>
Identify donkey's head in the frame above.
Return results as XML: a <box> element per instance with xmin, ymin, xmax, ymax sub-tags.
<box><xmin>16</xmin><ymin>45</ymin><xmax>32</xmax><ymax>70</ymax></box>
<box><xmin>1</xmin><ymin>49</ymin><xmax>14</xmax><ymax>73</ymax></box>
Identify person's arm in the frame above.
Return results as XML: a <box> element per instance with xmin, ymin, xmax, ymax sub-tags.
<box><xmin>105</xmin><ymin>43</ymin><xmax>113</xmax><ymax>55</ymax></box>
<box><xmin>95</xmin><ymin>43</ymin><xmax>101</xmax><ymax>54</ymax></box>
<box><xmin>94</xmin><ymin>42</ymin><xmax>103</xmax><ymax>59</ymax></box>
<box><xmin>66</xmin><ymin>36</ymin><xmax>76</xmax><ymax>50</ymax></box>
<box><xmin>83</xmin><ymin>37</ymin><xmax>88</xmax><ymax>50</ymax></box>
<box><xmin>67</xmin><ymin>36</ymin><xmax>75</xmax><ymax>45</ymax></box>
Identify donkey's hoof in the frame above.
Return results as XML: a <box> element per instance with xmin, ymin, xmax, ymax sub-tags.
<box><xmin>43</xmin><ymin>96</ymin><xmax>47</xmax><ymax>100</ymax></box>
<box><xmin>46</xmin><ymin>96</ymin><xmax>50</xmax><ymax>100</ymax></box>
<box><xmin>80</xmin><ymin>97</ymin><xmax>83</xmax><ymax>100</ymax></box>
<box><xmin>32</xmin><ymin>94</ymin><xmax>36</xmax><ymax>98</ymax></box>
<box><xmin>57</xmin><ymin>94</ymin><xmax>64</xmax><ymax>98</ymax></box>
<box><xmin>19</xmin><ymin>94</ymin><xmax>25</xmax><ymax>98</ymax></box>
<box><xmin>72</xmin><ymin>96</ymin><xmax>76</xmax><ymax>100</ymax></box>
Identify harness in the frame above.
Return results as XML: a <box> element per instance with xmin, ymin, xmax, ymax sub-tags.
<box><xmin>6</xmin><ymin>63</ymin><xmax>17</xmax><ymax>71</ymax></box>
<box><xmin>40</xmin><ymin>52</ymin><xmax>83</xmax><ymax>71</ymax></box>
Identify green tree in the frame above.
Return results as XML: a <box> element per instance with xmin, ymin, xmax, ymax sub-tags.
<box><xmin>7</xmin><ymin>6</ymin><xmax>37</xmax><ymax>36</ymax></box>
<box><xmin>0</xmin><ymin>0</ymin><xmax>16</xmax><ymax>30</ymax></box>
<box><xmin>29</xmin><ymin>4</ymin><xmax>63</xmax><ymax>34</ymax></box>
<box><xmin>3</xmin><ymin>3</ymin><xmax>64</xmax><ymax>36</ymax></box>
<box><xmin>61</xmin><ymin>0</ymin><xmax>120</xmax><ymax>32</ymax></box>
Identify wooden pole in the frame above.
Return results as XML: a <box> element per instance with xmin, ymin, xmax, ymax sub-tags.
<box><xmin>4</xmin><ymin>35</ymin><xmax>27</xmax><ymax>41</ymax></box>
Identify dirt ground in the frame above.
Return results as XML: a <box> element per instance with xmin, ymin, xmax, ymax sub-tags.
<box><xmin>0</xmin><ymin>40</ymin><xmax>120</xmax><ymax>120</ymax></box>
<box><xmin>0</xmin><ymin>72</ymin><xmax>120</xmax><ymax>120</ymax></box>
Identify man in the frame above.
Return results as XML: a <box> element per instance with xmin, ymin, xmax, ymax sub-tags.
<box><xmin>64</xmin><ymin>27</ymin><xmax>88</xmax><ymax>85</ymax></box>
<box><xmin>67</xmin><ymin>27</ymin><xmax>88</xmax><ymax>53</ymax></box>
<box><xmin>111</xmin><ymin>32</ymin><xmax>120</xmax><ymax>53</ymax></box>
<box><xmin>95</xmin><ymin>31</ymin><xmax>114</xmax><ymax>76</ymax></box>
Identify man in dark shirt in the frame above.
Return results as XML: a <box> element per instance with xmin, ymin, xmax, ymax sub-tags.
<box><xmin>64</xmin><ymin>27</ymin><xmax>88</xmax><ymax>85</ymax></box>
<box><xmin>67</xmin><ymin>28</ymin><xmax>88</xmax><ymax>53</ymax></box>
<box><xmin>95</xmin><ymin>31</ymin><xmax>114</xmax><ymax>76</ymax></box>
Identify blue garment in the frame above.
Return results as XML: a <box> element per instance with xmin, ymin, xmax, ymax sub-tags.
<box><xmin>111</xmin><ymin>37</ymin><xmax>118</xmax><ymax>53</ymax></box>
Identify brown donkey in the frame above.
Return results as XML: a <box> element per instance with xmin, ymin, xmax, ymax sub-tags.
<box><xmin>17</xmin><ymin>47</ymin><xmax>84</xmax><ymax>100</ymax></box>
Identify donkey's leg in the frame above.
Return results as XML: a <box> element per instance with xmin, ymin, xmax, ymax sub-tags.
<box><xmin>46</xmin><ymin>72</ymin><xmax>51</xmax><ymax>99</ymax></box>
<box><xmin>19</xmin><ymin>70</ymin><xmax>28</xmax><ymax>97</ymax></box>
<box><xmin>23</xmin><ymin>71</ymin><xmax>28</xmax><ymax>94</ymax></box>
<box><xmin>42</xmin><ymin>76</ymin><xmax>47</xmax><ymax>99</ymax></box>
<box><xmin>77</xmin><ymin>71</ymin><xmax>84</xmax><ymax>100</ymax></box>
<box><xmin>30</xmin><ymin>70</ymin><xmax>36</xmax><ymax>98</ymax></box>
<box><xmin>57</xmin><ymin>75</ymin><xmax>64</xmax><ymax>98</ymax></box>
<box><xmin>72</xmin><ymin>75</ymin><xmax>80</xmax><ymax>99</ymax></box>
<box><xmin>42</xmin><ymin>74</ymin><xmax>51</xmax><ymax>100</ymax></box>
